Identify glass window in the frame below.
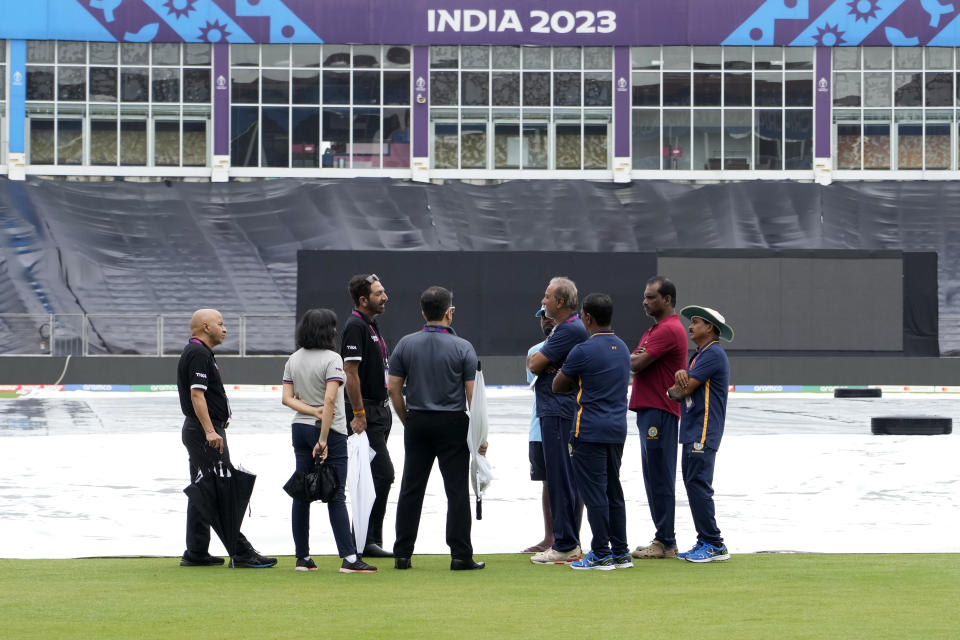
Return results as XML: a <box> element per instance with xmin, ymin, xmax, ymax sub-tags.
<box><xmin>632</xmin><ymin>110</ymin><xmax>660</xmax><ymax>169</ymax></box>
<box><xmin>784</xmin><ymin>48</ymin><xmax>813</xmax><ymax>70</ymax></box>
<box><xmin>291</xmin><ymin>107</ymin><xmax>319</xmax><ymax>167</ymax></box>
<box><xmin>292</xmin><ymin>70</ymin><xmax>320</xmax><ymax>104</ymax></box>
<box><xmin>58</xmin><ymin>42</ymin><xmax>85</xmax><ymax>64</ymax></box>
<box><xmin>894</xmin><ymin>48</ymin><xmax>922</xmax><ymax>70</ymax></box>
<box><xmin>322</xmin><ymin>107</ymin><xmax>350</xmax><ymax>167</ymax></box>
<box><xmin>185</xmin><ymin>44</ymin><xmax>211</xmax><ymax>66</ymax></box>
<box><xmin>494</xmin><ymin>122</ymin><xmax>520</xmax><ymax>169</ymax></box>
<box><xmin>755</xmin><ymin>72</ymin><xmax>782</xmax><ymax>107</ymax></box>
<box><xmin>352</xmin><ymin>45</ymin><xmax>380</xmax><ymax>69</ymax></box>
<box><xmin>462</xmin><ymin>71</ymin><xmax>489</xmax><ymax>106</ymax></box>
<box><xmin>583</xmin><ymin>120</ymin><xmax>609</xmax><ymax>169</ymax></box>
<box><xmin>430</xmin><ymin>46</ymin><xmax>458</xmax><ymax>69</ymax></box>
<box><xmin>663</xmin><ymin>47</ymin><xmax>690</xmax><ymax>70</ymax></box>
<box><xmin>433</xmin><ymin>121</ymin><xmax>458</xmax><ymax>168</ymax></box>
<box><xmin>554</xmin><ymin>73</ymin><xmax>581</xmax><ymax>106</ymax></box>
<box><xmin>323</xmin><ymin>45</ymin><xmax>351</xmax><ymax>68</ymax></box>
<box><xmin>58</xmin><ymin>67</ymin><xmax>86</xmax><ymax>101</ymax></box>
<box><xmin>461</xmin><ymin>115</ymin><xmax>487</xmax><ymax>169</ymax></box>
<box><xmin>632</xmin><ymin>72</ymin><xmax>660</xmax><ymax>107</ymax></box>
<box><xmin>121</xmin><ymin>68</ymin><xmax>149</xmax><ymax>102</ymax></box>
<box><xmin>925</xmin><ymin>73</ymin><xmax>953</xmax><ymax>107</ymax></box>
<box><xmin>231</xmin><ymin>106</ymin><xmax>259</xmax><ymax>166</ymax></box>
<box><xmin>492</xmin><ymin>72</ymin><xmax>520</xmax><ymax>106</ymax></box>
<box><xmin>926</xmin><ymin>48</ymin><xmax>953</xmax><ymax>70</ymax></box>
<box><xmin>863</xmin><ymin>48</ymin><xmax>891</xmax><ymax>70</ymax></box>
<box><xmin>894</xmin><ymin>72</ymin><xmax>922</xmax><ymax>106</ymax></box>
<box><xmin>693</xmin><ymin>73</ymin><xmax>721</xmax><ymax>106</ymax></box>
<box><xmin>925</xmin><ymin>119</ymin><xmax>951</xmax><ymax>169</ymax></box>
<box><xmin>584</xmin><ymin>73</ymin><xmax>611</xmax><ymax>106</ymax></box>
<box><xmin>724</xmin><ymin>47</ymin><xmax>751</xmax><ymax>70</ymax></box>
<box><xmin>90</xmin><ymin>67</ymin><xmax>118</xmax><ymax>102</ymax></box>
<box><xmin>833</xmin><ymin>47</ymin><xmax>860</xmax><ymax>70</ymax></box>
<box><xmin>152</xmin><ymin>43</ymin><xmax>180</xmax><ymax>66</ymax></box>
<box><xmin>27</xmin><ymin>41</ymin><xmax>55</xmax><ymax>64</ymax></box>
<box><xmin>292</xmin><ymin>45</ymin><xmax>321</xmax><ymax>68</ymax></box>
<box><xmin>384</xmin><ymin>46</ymin><xmax>411</xmax><ymax>68</ymax></box>
<box><xmin>353</xmin><ymin>71</ymin><xmax>380</xmax><ymax>105</ymax></box>
<box><xmin>523</xmin><ymin>117</ymin><xmax>549</xmax><ymax>169</ymax></box>
<box><xmin>261</xmin><ymin>107</ymin><xmax>289</xmax><ymax>167</ymax></box>
<box><xmin>121</xmin><ymin>43</ymin><xmax>149</xmax><ymax>66</ymax></box>
<box><xmin>383</xmin><ymin>107</ymin><xmax>410</xmax><ymax>167</ymax></box>
<box><xmin>836</xmin><ymin>119</ymin><xmax>862</xmax><ymax>169</ymax></box>
<box><xmin>183</xmin><ymin>69</ymin><xmax>210</xmax><ymax>103</ymax></box>
<box><xmin>523</xmin><ymin>47</ymin><xmax>550</xmax><ymax>69</ymax></box>
<box><xmin>724</xmin><ymin>110</ymin><xmax>751</xmax><ymax>169</ymax></box>
<box><xmin>523</xmin><ymin>72</ymin><xmax>550</xmax><ymax>106</ymax></box>
<box><xmin>152</xmin><ymin>68</ymin><xmax>180</xmax><ymax>103</ymax></box>
<box><xmin>462</xmin><ymin>46</ymin><xmax>489</xmax><ymax>69</ymax></box>
<box><xmin>755</xmin><ymin>109</ymin><xmax>781</xmax><ymax>169</ymax></box>
<box><xmin>693</xmin><ymin>47</ymin><xmax>721</xmax><ymax>70</ymax></box>
<box><xmin>584</xmin><ymin>47</ymin><xmax>611</xmax><ymax>70</ymax></box>
<box><xmin>262</xmin><ymin>69</ymin><xmax>289</xmax><ymax>104</ymax></box>
<box><xmin>724</xmin><ymin>73</ymin><xmax>751</xmax><ymax>107</ymax></box>
<box><xmin>120</xmin><ymin>116</ymin><xmax>147</xmax><ymax>166</ymax></box>
<box><xmin>183</xmin><ymin>120</ymin><xmax>207</xmax><ymax>166</ymax></box>
<box><xmin>896</xmin><ymin>111</ymin><xmax>923</xmax><ymax>169</ymax></box>
<box><xmin>90</xmin><ymin>115</ymin><xmax>118</xmax><ymax>165</ymax></box>
<box><xmin>262</xmin><ymin>44</ymin><xmax>290</xmax><ymax>68</ymax></box>
<box><xmin>755</xmin><ymin>49</ymin><xmax>783</xmax><ymax>71</ymax></box>
<box><xmin>154</xmin><ymin>120</ymin><xmax>180</xmax><ymax>166</ymax></box>
<box><xmin>784</xmin><ymin>110</ymin><xmax>812</xmax><ymax>169</ymax></box>
<box><xmin>90</xmin><ymin>43</ymin><xmax>117</xmax><ymax>65</ymax></box>
<box><xmin>383</xmin><ymin>71</ymin><xmax>410</xmax><ymax>105</ymax></box>
<box><xmin>27</xmin><ymin>67</ymin><xmax>55</xmax><ymax>100</ymax></box>
<box><xmin>863</xmin><ymin>73</ymin><xmax>891</xmax><ymax>107</ymax></box>
<box><xmin>784</xmin><ymin>73</ymin><xmax>812</xmax><ymax>106</ymax></box>
<box><xmin>492</xmin><ymin>46</ymin><xmax>520</xmax><ymax>69</ymax></box>
<box><xmin>663</xmin><ymin>110</ymin><xmax>691</xmax><ymax>170</ymax></box>
<box><xmin>29</xmin><ymin>116</ymin><xmax>56</xmax><ymax>163</ymax></box>
<box><xmin>430</xmin><ymin>72</ymin><xmax>458</xmax><ymax>106</ymax></box>
<box><xmin>833</xmin><ymin>72</ymin><xmax>861</xmax><ymax>107</ymax></box>
<box><xmin>231</xmin><ymin>69</ymin><xmax>259</xmax><ymax>103</ymax></box>
<box><xmin>554</xmin><ymin>47</ymin><xmax>581</xmax><ymax>70</ymax></box>
<box><xmin>663</xmin><ymin>73</ymin><xmax>691</xmax><ymax>106</ymax></box>
<box><xmin>631</xmin><ymin>47</ymin><xmax>661</xmax><ymax>70</ymax></box>
<box><xmin>694</xmin><ymin>109</ymin><xmax>721</xmax><ymax>170</ymax></box>
<box><xmin>323</xmin><ymin>70</ymin><xmax>350</xmax><ymax>104</ymax></box>
<box><xmin>555</xmin><ymin>122</ymin><xmax>581</xmax><ymax>169</ymax></box>
<box><xmin>352</xmin><ymin>107</ymin><xmax>381</xmax><ymax>167</ymax></box>
<box><xmin>232</xmin><ymin>44</ymin><xmax>260</xmax><ymax>67</ymax></box>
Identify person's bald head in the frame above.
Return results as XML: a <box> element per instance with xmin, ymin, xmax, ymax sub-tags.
<box><xmin>190</xmin><ymin>309</ymin><xmax>226</xmax><ymax>347</ymax></box>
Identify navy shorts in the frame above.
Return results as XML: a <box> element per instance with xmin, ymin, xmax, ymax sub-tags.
<box><xmin>529</xmin><ymin>441</ymin><xmax>547</xmax><ymax>481</ymax></box>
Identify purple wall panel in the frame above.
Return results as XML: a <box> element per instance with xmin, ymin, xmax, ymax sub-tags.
<box><xmin>815</xmin><ymin>46</ymin><xmax>831</xmax><ymax>159</ymax></box>
<box><xmin>413</xmin><ymin>46</ymin><xmax>429</xmax><ymax>158</ymax></box>
<box><xmin>214</xmin><ymin>43</ymin><xmax>229</xmax><ymax>156</ymax></box>
<box><xmin>614</xmin><ymin>46</ymin><xmax>630</xmax><ymax>158</ymax></box>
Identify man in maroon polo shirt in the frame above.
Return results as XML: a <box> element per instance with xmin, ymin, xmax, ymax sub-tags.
<box><xmin>628</xmin><ymin>276</ymin><xmax>688</xmax><ymax>559</ymax></box>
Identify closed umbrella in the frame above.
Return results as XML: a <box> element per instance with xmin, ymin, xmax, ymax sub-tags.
<box><xmin>467</xmin><ymin>362</ymin><xmax>493</xmax><ymax>519</ymax></box>
<box><xmin>347</xmin><ymin>431</ymin><xmax>376</xmax><ymax>556</ymax></box>
<box><xmin>183</xmin><ymin>460</ymin><xmax>256</xmax><ymax>556</ymax></box>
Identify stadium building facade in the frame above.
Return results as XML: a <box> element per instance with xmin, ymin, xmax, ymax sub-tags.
<box><xmin>1</xmin><ymin>1</ymin><xmax>960</xmax><ymax>183</ymax></box>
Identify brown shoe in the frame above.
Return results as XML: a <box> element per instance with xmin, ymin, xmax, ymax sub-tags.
<box><xmin>630</xmin><ymin>540</ymin><xmax>679</xmax><ymax>559</ymax></box>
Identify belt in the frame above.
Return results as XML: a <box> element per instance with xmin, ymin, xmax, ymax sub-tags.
<box><xmin>362</xmin><ymin>398</ymin><xmax>389</xmax><ymax>408</ymax></box>
<box><xmin>186</xmin><ymin>416</ymin><xmax>229</xmax><ymax>430</ymax></box>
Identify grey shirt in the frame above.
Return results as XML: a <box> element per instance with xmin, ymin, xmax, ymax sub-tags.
<box><xmin>390</xmin><ymin>325</ymin><xmax>478</xmax><ymax>412</ymax></box>
<box><xmin>282</xmin><ymin>348</ymin><xmax>348</xmax><ymax>435</ymax></box>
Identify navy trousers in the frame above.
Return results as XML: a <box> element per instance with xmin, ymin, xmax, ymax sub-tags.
<box><xmin>635</xmin><ymin>408</ymin><xmax>679</xmax><ymax>547</ymax></box>
<box><xmin>681</xmin><ymin>442</ymin><xmax>723</xmax><ymax>547</ymax></box>
<box><xmin>570</xmin><ymin>440</ymin><xmax>627</xmax><ymax>557</ymax></box>
<box><xmin>290</xmin><ymin>425</ymin><xmax>355</xmax><ymax>559</ymax></box>
<box><xmin>393</xmin><ymin>410</ymin><xmax>472</xmax><ymax>561</ymax></box>
<box><xmin>539</xmin><ymin>415</ymin><xmax>581</xmax><ymax>552</ymax></box>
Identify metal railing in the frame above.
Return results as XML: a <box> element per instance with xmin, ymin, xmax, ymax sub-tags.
<box><xmin>0</xmin><ymin>313</ymin><xmax>295</xmax><ymax>356</ymax></box>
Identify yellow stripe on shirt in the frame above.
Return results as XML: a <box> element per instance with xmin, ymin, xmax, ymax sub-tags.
<box><xmin>700</xmin><ymin>379</ymin><xmax>710</xmax><ymax>444</ymax></box>
<box><xmin>575</xmin><ymin>377</ymin><xmax>584</xmax><ymax>437</ymax></box>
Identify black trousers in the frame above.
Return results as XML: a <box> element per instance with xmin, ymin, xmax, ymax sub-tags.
<box><xmin>347</xmin><ymin>401</ymin><xmax>394</xmax><ymax>547</ymax></box>
<box><xmin>393</xmin><ymin>410</ymin><xmax>472</xmax><ymax>561</ymax></box>
<box><xmin>181</xmin><ymin>417</ymin><xmax>253</xmax><ymax>557</ymax></box>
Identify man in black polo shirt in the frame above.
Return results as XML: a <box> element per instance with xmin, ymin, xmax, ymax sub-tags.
<box><xmin>341</xmin><ymin>274</ymin><xmax>394</xmax><ymax>558</ymax></box>
<box><xmin>178</xmin><ymin>308</ymin><xmax>276</xmax><ymax>569</ymax></box>
<box><xmin>388</xmin><ymin>286</ymin><xmax>484</xmax><ymax>571</ymax></box>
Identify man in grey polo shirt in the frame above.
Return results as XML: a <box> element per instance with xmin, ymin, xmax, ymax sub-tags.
<box><xmin>387</xmin><ymin>286</ymin><xmax>485</xmax><ymax>571</ymax></box>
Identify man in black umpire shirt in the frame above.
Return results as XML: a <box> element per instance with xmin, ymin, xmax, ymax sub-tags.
<box><xmin>178</xmin><ymin>308</ymin><xmax>276</xmax><ymax>569</ymax></box>
<box><xmin>342</xmin><ymin>274</ymin><xmax>394</xmax><ymax>558</ymax></box>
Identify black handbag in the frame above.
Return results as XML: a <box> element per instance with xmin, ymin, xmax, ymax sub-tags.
<box><xmin>283</xmin><ymin>458</ymin><xmax>340</xmax><ymax>503</ymax></box>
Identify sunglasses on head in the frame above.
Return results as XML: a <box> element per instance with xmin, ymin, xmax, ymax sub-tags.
<box><xmin>365</xmin><ymin>274</ymin><xmax>379</xmax><ymax>284</ymax></box>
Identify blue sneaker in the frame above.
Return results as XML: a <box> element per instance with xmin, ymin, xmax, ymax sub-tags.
<box><xmin>570</xmin><ymin>550</ymin><xmax>615</xmax><ymax>571</ymax></box>
<box><xmin>683</xmin><ymin>542</ymin><xmax>730</xmax><ymax>563</ymax></box>
<box><xmin>677</xmin><ymin>540</ymin><xmax>706</xmax><ymax>560</ymax></box>
<box><xmin>612</xmin><ymin>553</ymin><xmax>634</xmax><ymax>569</ymax></box>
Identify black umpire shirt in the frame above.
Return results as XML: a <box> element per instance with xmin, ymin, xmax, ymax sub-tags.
<box><xmin>340</xmin><ymin>309</ymin><xmax>389</xmax><ymax>405</ymax></box>
<box><xmin>177</xmin><ymin>337</ymin><xmax>230</xmax><ymax>423</ymax></box>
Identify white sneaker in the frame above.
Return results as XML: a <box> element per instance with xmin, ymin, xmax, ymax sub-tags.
<box><xmin>530</xmin><ymin>545</ymin><xmax>582</xmax><ymax>565</ymax></box>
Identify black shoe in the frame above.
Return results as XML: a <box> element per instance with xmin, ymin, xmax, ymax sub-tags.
<box><xmin>180</xmin><ymin>551</ymin><xmax>224</xmax><ymax>567</ymax></box>
<box><xmin>230</xmin><ymin>551</ymin><xmax>278</xmax><ymax>569</ymax></box>
<box><xmin>340</xmin><ymin>558</ymin><xmax>378</xmax><ymax>573</ymax></box>
<box><xmin>394</xmin><ymin>557</ymin><xmax>412</xmax><ymax>570</ymax></box>
<box><xmin>450</xmin><ymin>558</ymin><xmax>485</xmax><ymax>571</ymax></box>
<box><xmin>362</xmin><ymin>543</ymin><xmax>394</xmax><ymax>558</ymax></box>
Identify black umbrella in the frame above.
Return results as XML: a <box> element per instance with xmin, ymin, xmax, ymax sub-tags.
<box><xmin>183</xmin><ymin>460</ymin><xmax>256</xmax><ymax>556</ymax></box>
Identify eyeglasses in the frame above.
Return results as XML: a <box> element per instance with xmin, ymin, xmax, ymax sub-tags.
<box><xmin>365</xmin><ymin>274</ymin><xmax>380</xmax><ymax>283</ymax></box>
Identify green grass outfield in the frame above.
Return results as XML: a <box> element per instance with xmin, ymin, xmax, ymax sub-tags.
<box><xmin>1</xmin><ymin>554</ymin><xmax>957</xmax><ymax>639</ymax></box>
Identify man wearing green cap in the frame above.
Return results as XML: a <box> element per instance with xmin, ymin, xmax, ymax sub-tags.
<box><xmin>666</xmin><ymin>305</ymin><xmax>733</xmax><ymax>563</ymax></box>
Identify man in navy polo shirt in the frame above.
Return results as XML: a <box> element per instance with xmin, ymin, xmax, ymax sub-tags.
<box><xmin>527</xmin><ymin>276</ymin><xmax>588</xmax><ymax>565</ymax></box>
<box><xmin>553</xmin><ymin>293</ymin><xmax>632</xmax><ymax>570</ymax></box>
<box><xmin>666</xmin><ymin>305</ymin><xmax>733</xmax><ymax>563</ymax></box>
<box><xmin>629</xmin><ymin>276</ymin><xmax>688</xmax><ymax>560</ymax></box>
